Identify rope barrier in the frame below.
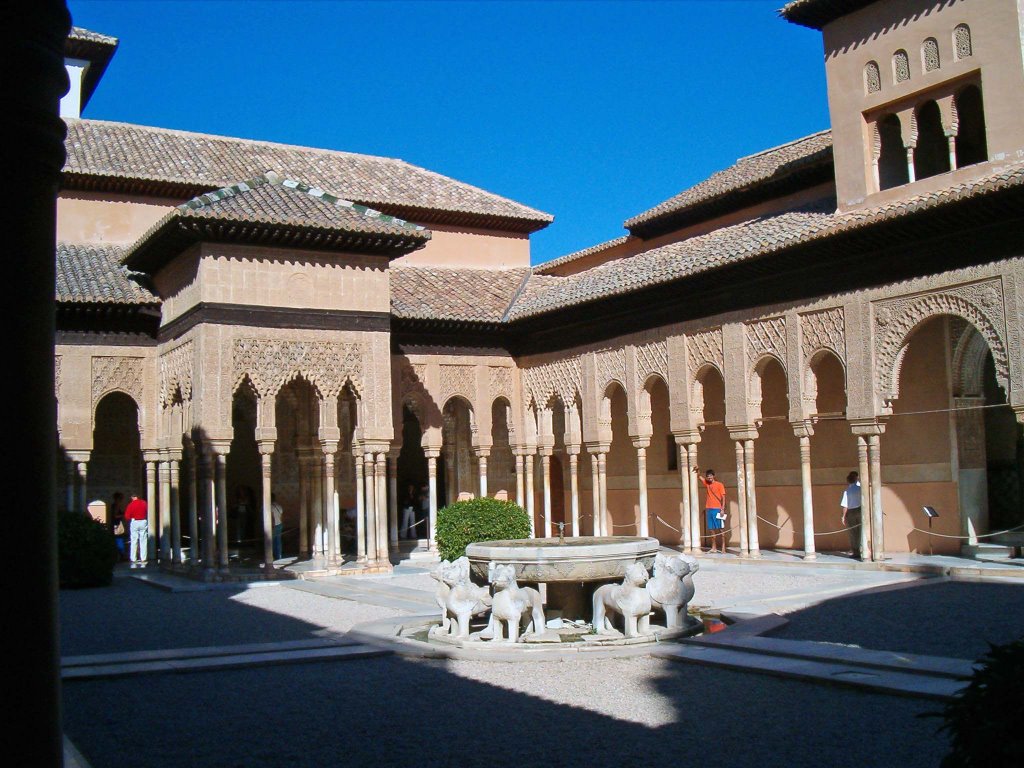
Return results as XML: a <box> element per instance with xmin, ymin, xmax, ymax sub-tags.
<box><xmin>908</xmin><ymin>522</ymin><xmax>1024</xmax><ymax>540</ymax></box>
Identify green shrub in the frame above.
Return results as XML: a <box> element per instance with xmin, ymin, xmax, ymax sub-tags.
<box><xmin>435</xmin><ymin>497</ymin><xmax>531</xmax><ymax>561</ymax></box>
<box><xmin>58</xmin><ymin>511</ymin><xmax>117</xmax><ymax>588</ymax></box>
<box><xmin>932</xmin><ymin>637</ymin><xmax>1024</xmax><ymax>767</ymax></box>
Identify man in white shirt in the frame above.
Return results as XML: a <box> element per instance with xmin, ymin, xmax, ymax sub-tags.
<box><xmin>840</xmin><ymin>471</ymin><xmax>862</xmax><ymax>559</ymax></box>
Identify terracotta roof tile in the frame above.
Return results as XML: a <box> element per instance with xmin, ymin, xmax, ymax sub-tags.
<box><xmin>533</xmin><ymin>235</ymin><xmax>631</xmax><ymax>274</ymax></box>
<box><xmin>57</xmin><ymin>242</ymin><xmax>157</xmax><ymax>304</ymax></box>
<box><xmin>63</xmin><ymin>119</ymin><xmax>553</xmax><ymax>230</ymax></box>
<box><xmin>67</xmin><ymin>27</ymin><xmax>118</xmax><ymax>46</ymax></box>
<box><xmin>779</xmin><ymin>0</ymin><xmax>878</xmax><ymax>30</ymax></box>
<box><xmin>390</xmin><ymin>267</ymin><xmax>531</xmax><ymax>323</ymax></box>
<box><xmin>624</xmin><ymin>131</ymin><xmax>833</xmax><ymax>232</ymax></box>
<box><xmin>509</xmin><ymin>162</ymin><xmax>1024</xmax><ymax>319</ymax></box>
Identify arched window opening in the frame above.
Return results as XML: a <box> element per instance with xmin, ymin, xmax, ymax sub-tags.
<box><xmin>914</xmin><ymin>101</ymin><xmax>949</xmax><ymax>180</ymax></box>
<box><xmin>954</xmin><ymin>24</ymin><xmax>972</xmax><ymax>61</ymax></box>
<box><xmin>877</xmin><ymin>114</ymin><xmax>909</xmax><ymax>190</ymax></box>
<box><xmin>922</xmin><ymin>38</ymin><xmax>940</xmax><ymax>72</ymax></box>
<box><xmin>955</xmin><ymin>85</ymin><xmax>987</xmax><ymax>167</ymax></box>
<box><xmin>893</xmin><ymin>49</ymin><xmax>911</xmax><ymax>83</ymax></box>
<box><xmin>864</xmin><ymin>61</ymin><xmax>881</xmax><ymax>94</ymax></box>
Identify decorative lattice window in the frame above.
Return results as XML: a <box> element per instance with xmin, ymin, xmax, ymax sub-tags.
<box><xmin>954</xmin><ymin>24</ymin><xmax>972</xmax><ymax>60</ymax></box>
<box><xmin>922</xmin><ymin>38</ymin><xmax>940</xmax><ymax>71</ymax></box>
<box><xmin>864</xmin><ymin>61</ymin><xmax>881</xmax><ymax>94</ymax></box>
<box><xmin>893</xmin><ymin>50</ymin><xmax>911</xmax><ymax>83</ymax></box>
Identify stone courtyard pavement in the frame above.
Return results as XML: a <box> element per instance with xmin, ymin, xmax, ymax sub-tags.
<box><xmin>60</xmin><ymin>559</ymin><xmax>1024</xmax><ymax>768</ymax></box>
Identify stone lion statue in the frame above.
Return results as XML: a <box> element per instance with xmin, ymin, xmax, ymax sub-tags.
<box><xmin>593</xmin><ymin>561</ymin><xmax>652</xmax><ymax>638</ymax></box>
<box><xmin>646</xmin><ymin>552</ymin><xmax>698</xmax><ymax>629</ymax></box>
<box><xmin>430</xmin><ymin>556</ymin><xmax>490</xmax><ymax>638</ymax></box>
<box><xmin>486</xmin><ymin>563</ymin><xmax>546</xmax><ymax>643</ymax></box>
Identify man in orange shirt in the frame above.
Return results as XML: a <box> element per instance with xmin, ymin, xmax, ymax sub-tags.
<box><xmin>693</xmin><ymin>466</ymin><xmax>727</xmax><ymax>553</ymax></box>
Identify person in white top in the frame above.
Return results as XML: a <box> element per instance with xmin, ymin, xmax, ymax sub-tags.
<box><xmin>840</xmin><ymin>471</ymin><xmax>862</xmax><ymax>559</ymax></box>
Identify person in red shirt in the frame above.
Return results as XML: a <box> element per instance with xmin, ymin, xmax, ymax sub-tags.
<box><xmin>693</xmin><ymin>466</ymin><xmax>727</xmax><ymax>553</ymax></box>
<box><xmin>124</xmin><ymin>493</ymin><xmax>149</xmax><ymax>568</ymax></box>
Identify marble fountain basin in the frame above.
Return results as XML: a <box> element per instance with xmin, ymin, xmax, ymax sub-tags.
<box><xmin>465</xmin><ymin>536</ymin><xmax>660</xmax><ymax>585</ymax></box>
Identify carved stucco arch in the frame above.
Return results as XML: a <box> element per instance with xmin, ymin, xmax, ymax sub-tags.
<box><xmin>690</xmin><ymin>363</ymin><xmax>724</xmax><ymax>425</ymax></box>
<box><xmin>803</xmin><ymin>348</ymin><xmax>847</xmax><ymax>416</ymax></box>
<box><xmin>876</xmin><ymin>288</ymin><xmax>1009</xmax><ymax>409</ymax></box>
<box><xmin>748</xmin><ymin>353</ymin><xmax>787</xmax><ymax>420</ymax></box>
<box><xmin>952</xmin><ymin>325</ymin><xmax>996</xmax><ymax>398</ymax></box>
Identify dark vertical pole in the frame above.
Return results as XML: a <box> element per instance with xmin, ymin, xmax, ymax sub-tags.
<box><xmin>6</xmin><ymin>2</ymin><xmax>70</xmax><ymax>765</ymax></box>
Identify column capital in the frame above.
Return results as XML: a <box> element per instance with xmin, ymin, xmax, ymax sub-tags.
<box><xmin>1012</xmin><ymin>406</ymin><xmax>1024</xmax><ymax>426</ymax></box>
<box><xmin>424</xmin><ymin>448</ymin><xmax>441</xmax><ymax>460</ymax></box>
<box><xmin>849</xmin><ymin>418</ymin><xmax>886</xmax><ymax>437</ymax></box>
<box><xmin>728</xmin><ymin>427</ymin><xmax>759</xmax><ymax>442</ymax></box>
<box><xmin>630</xmin><ymin>437</ymin><xmax>651</xmax><ymax>450</ymax></box>
<box><xmin>791</xmin><ymin>420</ymin><xmax>814</xmax><ymax>439</ymax></box>
<box><xmin>257</xmin><ymin>439</ymin><xmax>275</xmax><ymax>456</ymax></box>
<box><xmin>672</xmin><ymin>430</ymin><xmax>701</xmax><ymax>446</ymax></box>
<box><xmin>66</xmin><ymin>449</ymin><xmax>91</xmax><ymax>463</ymax></box>
<box><xmin>472</xmin><ymin>446</ymin><xmax>491</xmax><ymax>458</ymax></box>
<box><xmin>583</xmin><ymin>441</ymin><xmax>609</xmax><ymax>455</ymax></box>
<box><xmin>142</xmin><ymin>449</ymin><xmax>162</xmax><ymax>463</ymax></box>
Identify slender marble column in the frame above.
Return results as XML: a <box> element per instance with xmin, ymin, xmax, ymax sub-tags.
<box><xmin>597</xmin><ymin>452</ymin><xmax>609</xmax><ymax>537</ymax></box>
<box><xmin>144</xmin><ymin>458</ymin><xmax>157</xmax><ymax>561</ymax></box>
<box><xmin>590</xmin><ymin>454</ymin><xmax>601</xmax><ymax>537</ymax></box>
<box><xmin>259</xmin><ymin>444</ymin><xmax>274</xmax><ymax>568</ymax></box>
<box><xmin>311</xmin><ymin>457</ymin><xmax>324</xmax><ymax>556</ymax></box>
<box><xmin>947</xmin><ymin>135</ymin><xmax>958</xmax><ymax>171</ymax></box>
<box><xmin>65</xmin><ymin>461</ymin><xmax>75</xmax><ymax>512</ymax></box>
<box><xmin>364</xmin><ymin>452</ymin><xmax>378</xmax><ymax>564</ymax></box>
<box><xmin>744</xmin><ymin>440</ymin><xmax>760</xmax><ymax>557</ymax></box>
<box><xmin>569</xmin><ymin>453</ymin><xmax>580</xmax><ymax>537</ymax></box>
<box><xmin>515</xmin><ymin>453</ymin><xmax>525</xmax><ymax>508</ymax></box>
<box><xmin>354</xmin><ymin>452</ymin><xmax>366</xmax><ymax>563</ymax></box>
<box><xmin>857</xmin><ymin>435</ymin><xmax>872</xmax><ymax>561</ymax></box>
<box><xmin>158</xmin><ymin>460</ymin><xmax>171</xmax><ymax>561</ymax></box>
<box><xmin>687</xmin><ymin>445</ymin><xmax>701</xmax><ymax>551</ymax></box>
<box><xmin>376</xmin><ymin>454</ymin><xmax>389</xmax><ymax>563</ymax></box>
<box><xmin>525</xmin><ymin>453</ymin><xmax>536</xmax><ymax>537</ymax></box>
<box><xmin>216</xmin><ymin>452</ymin><xmax>229</xmax><ymax>570</ymax></box>
<box><xmin>635</xmin><ymin>442</ymin><xmax>649</xmax><ymax>538</ymax></box>
<box><xmin>324</xmin><ymin>451</ymin><xmax>338</xmax><ymax>567</ymax></box>
<box><xmin>541</xmin><ymin>454</ymin><xmax>552</xmax><ymax>538</ymax></box>
<box><xmin>170</xmin><ymin>459</ymin><xmax>182</xmax><ymax>565</ymax></box>
<box><xmin>478</xmin><ymin>452</ymin><xmax>489</xmax><ymax>498</ymax></box>
<box><xmin>678</xmin><ymin>444</ymin><xmax>691</xmax><ymax>551</ymax></box>
<box><xmin>388</xmin><ymin>453</ymin><xmax>399</xmax><ymax>549</ymax></box>
<box><xmin>799</xmin><ymin>434</ymin><xmax>816</xmax><ymax>560</ymax></box>
<box><xmin>868</xmin><ymin>434</ymin><xmax>884</xmax><ymax>561</ymax></box>
<box><xmin>76</xmin><ymin>460</ymin><xmax>89</xmax><ymax>514</ymax></box>
<box><xmin>202</xmin><ymin>449</ymin><xmax>216</xmax><ymax>574</ymax></box>
<box><xmin>187</xmin><ymin>448</ymin><xmax>198</xmax><ymax>563</ymax></box>
<box><xmin>426</xmin><ymin>452</ymin><xmax>439</xmax><ymax>550</ymax></box>
<box><xmin>298</xmin><ymin>455</ymin><xmax>309</xmax><ymax>557</ymax></box>
<box><xmin>734</xmin><ymin>441</ymin><xmax>749</xmax><ymax>555</ymax></box>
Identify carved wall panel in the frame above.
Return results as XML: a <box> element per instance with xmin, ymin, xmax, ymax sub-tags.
<box><xmin>746</xmin><ymin>317</ymin><xmax>787</xmax><ymax>370</ymax></box>
<box><xmin>439</xmin><ymin>364</ymin><xmax>476</xmax><ymax>408</ymax></box>
<box><xmin>595</xmin><ymin>347</ymin><xmax>627</xmax><ymax>393</ymax></box>
<box><xmin>635</xmin><ymin>339</ymin><xmax>668</xmax><ymax>388</ymax></box>
<box><xmin>875</xmin><ymin>280</ymin><xmax>1010</xmax><ymax>406</ymax></box>
<box><xmin>801</xmin><ymin>308</ymin><xmax>846</xmax><ymax>366</ymax></box>
<box><xmin>687</xmin><ymin>328</ymin><xmax>724</xmax><ymax>380</ymax></box>
<box><xmin>231</xmin><ymin>338</ymin><xmax>364</xmax><ymax>399</ymax></box>
<box><xmin>488</xmin><ymin>365</ymin><xmax>513</xmax><ymax>403</ymax></box>
<box><xmin>92</xmin><ymin>355</ymin><xmax>144</xmax><ymax>409</ymax></box>
<box><xmin>160</xmin><ymin>340</ymin><xmax>194</xmax><ymax>405</ymax></box>
<box><xmin>522</xmin><ymin>357</ymin><xmax>582</xmax><ymax>407</ymax></box>
<box><xmin>54</xmin><ymin>355</ymin><xmax>62</xmax><ymax>399</ymax></box>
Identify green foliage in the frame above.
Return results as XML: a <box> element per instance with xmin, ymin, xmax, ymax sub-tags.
<box><xmin>435</xmin><ymin>497</ymin><xmax>531</xmax><ymax>561</ymax></box>
<box><xmin>933</xmin><ymin>637</ymin><xmax>1024</xmax><ymax>767</ymax></box>
<box><xmin>58</xmin><ymin>511</ymin><xmax>117</xmax><ymax>588</ymax></box>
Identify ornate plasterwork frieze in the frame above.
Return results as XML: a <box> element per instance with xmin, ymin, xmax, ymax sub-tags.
<box><xmin>232</xmin><ymin>338</ymin><xmax>365</xmax><ymax>399</ymax></box>
<box><xmin>439</xmin><ymin>364</ymin><xmax>476</xmax><ymax>408</ymax></box>
<box><xmin>874</xmin><ymin>279</ymin><xmax>1009</xmax><ymax>406</ymax></box>
<box><xmin>595</xmin><ymin>348</ymin><xmax>627</xmax><ymax>393</ymax></box>
<box><xmin>800</xmin><ymin>307</ymin><xmax>846</xmax><ymax>367</ymax></box>
<box><xmin>686</xmin><ymin>328</ymin><xmax>724</xmax><ymax>381</ymax></box>
<box><xmin>488</xmin><ymin>365</ymin><xmax>513</xmax><ymax>403</ymax></box>
<box><xmin>54</xmin><ymin>355</ymin><xmax>62</xmax><ymax>399</ymax></box>
<box><xmin>160</xmin><ymin>340</ymin><xmax>194</xmax><ymax>405</ymax></box>
<box><xmin>522</xmin><ymin>357</ymin><xmax>582</xmax><ymax>408</ymax></box>
<box><xmin>92</xmin><ymin>355</ymin><xmax>145</xmax><ymax>408</ymax></box>
<box><xmin>746</xmin><ymin>316</ymin><xmax>787</xmax><ymax>371</ymax></box>
<box><xmin>634</xmin><ymin>339</ymin><xmax>668</xmax><ymax>389</ymax></box>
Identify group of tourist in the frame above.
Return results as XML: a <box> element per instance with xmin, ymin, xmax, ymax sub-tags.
<box><xmin>400</xmin><ymin>483</ymin><xmax>430</xmax><ymax>539</ymax></box>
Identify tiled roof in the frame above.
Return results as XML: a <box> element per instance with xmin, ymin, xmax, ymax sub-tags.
<box><xmin>63</xmin><ymin>119</ymin><xmax>553</xmax><ymax>232</ymax></box>
<box><xmin>509</xmin><ymin>162</ymin><xmax>1024</xmax><ymax>319</ymax></box>
<box><xmin>533</xmin><ymin>235</ymin><xmax>631</xmax><ymax>275</ymax></box>
<box><xmin>779</xmin><ymin>0</ymin><xmax>878</xmax><ymax>30</ymax></box>
<box><xmin>390</xmin><ymin>267</ymin><xmax>532</xmax><ymax>323</ymax></box>
<box><xmin>624</xmin><ymin>131</ymin><xmax>833</xmax><ymax>234</ymax></box>
<box><xmin>125</xmin><ymin>172</ymin><xmax>432</xmax><ymax>272</ymax></box>
<box><xmin>65</xmin><ymin>28</ymin><xmax>119</xmax><ymax>109</ymax></box>
<box><xmin>177</xmin><ymin>172</ymin><xmax>428</xmax><ymax>235</ymax></box>
<box><xmin>57</xmin><ymin>242</ymin><xmax>158</xmax><ymax>304</ymax></box>
<box><xmin>67</xmin><ymin>27</ymin><xmax>118</xmax><ymax>47</ymax></box>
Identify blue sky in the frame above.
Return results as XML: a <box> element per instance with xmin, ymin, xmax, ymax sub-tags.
<box><xmin>68</xmin><ymin>0</ymin><xmax>829</xmax><ymax>264</ymax></box>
